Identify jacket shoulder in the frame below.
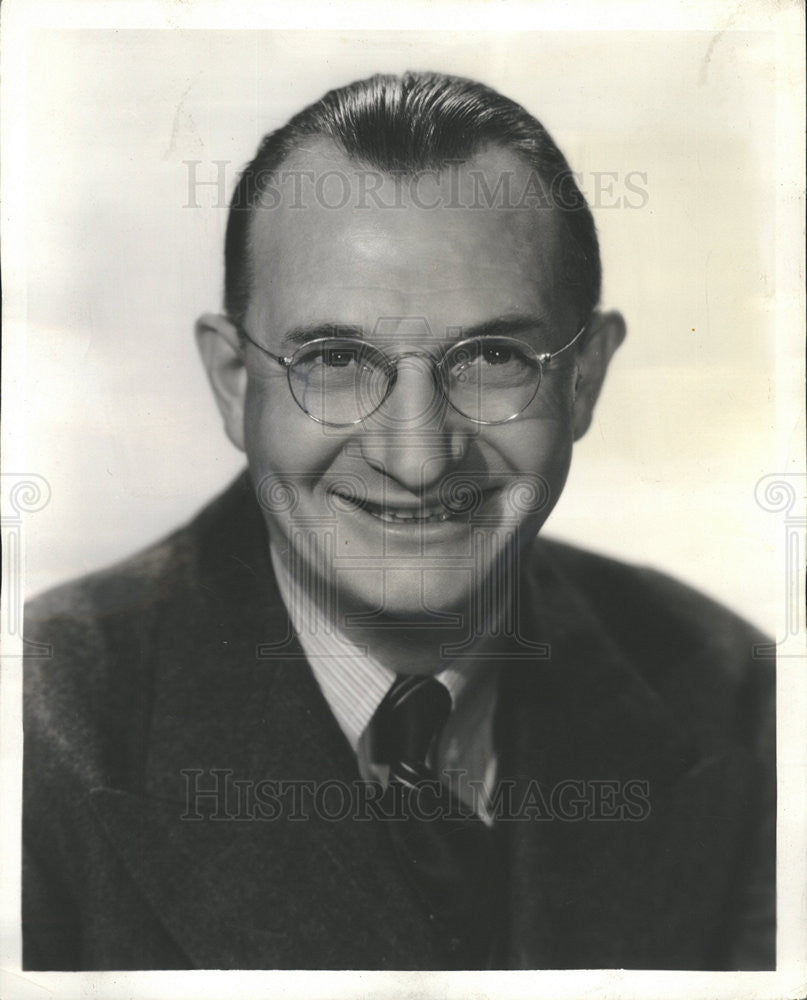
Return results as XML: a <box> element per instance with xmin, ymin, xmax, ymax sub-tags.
<box><xmin>536</xmin><ymin>536</ymin><xmax>773</xmax><ymax>750</ymax></box>
<box><xmin>538</xmin><ymin>535</ymin><xmax>766</xmax><ymax>649</ymax></box>
<box><xmin>25</xmin><ymin>471</ymin><xmax>258</xmax><ymax>636</ymax></box>
<box><xmin>23</xmin><ymin>474</ymin><xmax>258</xmax><ymax>787</ymax></box>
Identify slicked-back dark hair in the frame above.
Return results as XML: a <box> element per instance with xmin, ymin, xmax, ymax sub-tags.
<box><xmin>224</xmin><ymin>71</ymin><xmax>601</xmax><ymax>328</ymax></box>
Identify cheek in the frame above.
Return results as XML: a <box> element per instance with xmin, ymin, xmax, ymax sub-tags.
<box><xmin>532</xmin><ymin>371</ymin><xmax>576</xmax><ymax>473</ymax></box>
<box><xmin>489</xmin><ymin>393</ymin><xmax>576</xmax><ymax>526</ymax></box>
<box><xmin>242</xmin><ymin>379</ymin><xmax>337</xmax><ymax>481</ymax></box>
<box><xmin>514</xmin><ymin>424</ymin><xmax>573</xmax><ymax>524</ymax></box>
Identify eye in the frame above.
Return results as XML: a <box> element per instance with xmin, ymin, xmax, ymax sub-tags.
<box><xmin>322</xmin><ymin>347</ymin><xmax>358</xmax><ymax>368</ymax></box>
<box><xmin>482</xmin><ymin>344</ymin><xmax>513</xmax><ymax>365</ymax></box>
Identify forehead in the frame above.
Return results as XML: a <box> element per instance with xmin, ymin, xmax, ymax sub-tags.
<box><xmin>245</xmin><ymin>140</ymin><xmax>567</xmax><ymax>338</ymax></box>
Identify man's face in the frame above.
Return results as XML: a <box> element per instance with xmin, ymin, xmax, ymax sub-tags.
<box><xmin>203</xmin><ymin>142</ymin><xmax>617</xmax><ymax>623</ymax></box>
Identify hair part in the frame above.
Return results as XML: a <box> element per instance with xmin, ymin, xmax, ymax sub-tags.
<box><xmin>224</xmin><ymin>71</ymin><xmax>601</xmax><ymax>328</ymax></box>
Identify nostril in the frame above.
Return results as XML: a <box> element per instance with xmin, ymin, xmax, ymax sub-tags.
<box><xmin>362</xmin><ymin>452</ymin><xmax>387</xmax><ymax>477</ymax></box>
<box><xmin>358</xmin><ymin>426</ymin><xmax>469</xmax><ymax>496</ymax></box>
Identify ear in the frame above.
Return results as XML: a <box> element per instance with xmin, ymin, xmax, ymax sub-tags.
<box><xmin>195</xmin><ymin>313</ymin><xmax>247</xmax><ymax>452</ymax></box>
<box><xmin>572</xmin><ymin>310</ymin><xmax>626</xmax><ymax>441</ymax></box>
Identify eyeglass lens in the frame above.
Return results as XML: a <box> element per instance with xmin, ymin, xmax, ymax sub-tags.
<box><xmin>287</xmin><ymin>338</ymin><xmax>543</xmax><ymax>426</ymax></box>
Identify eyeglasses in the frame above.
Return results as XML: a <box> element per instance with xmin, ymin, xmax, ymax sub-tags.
<box><xmin>238</xmin><ymin>323</ymin><xmax>587</xmax><ymax>427</ymax></box>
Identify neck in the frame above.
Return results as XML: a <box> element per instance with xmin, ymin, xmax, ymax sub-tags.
<box><xmin>339</xmin><ymin>612</ymin><xmax>494</xmax><ymax>676</ymax></box>
<box><xmin>330</xmin><ymin>575</ymin><xmax>518</xmax><ymax>676</ymax></box>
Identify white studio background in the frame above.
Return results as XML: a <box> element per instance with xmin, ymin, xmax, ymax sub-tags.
<box><xmin>22</xmin><ymin>29</ymin><xmax>779</xmax><ymax>632</ymax></box>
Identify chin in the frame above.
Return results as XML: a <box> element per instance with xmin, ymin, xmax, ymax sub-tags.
<box><xmin>335</xmin><ymin>566</ymin><xmax>473</xmax><ymax>625</ymax></box>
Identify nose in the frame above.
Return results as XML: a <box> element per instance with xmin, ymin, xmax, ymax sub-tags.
<box><xmin>359</xmin><ymin>354</ymin><xmax>468</xmax><ymax>493</ymax></box>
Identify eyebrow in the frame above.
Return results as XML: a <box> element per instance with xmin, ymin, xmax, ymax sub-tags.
<box><xmin>282</xmin><ymin>323</ymin><xmax>365</xmax><ymax>347</ymax></box>
<box><xmin>460</xmin><ymin>316</ymin><xmax>547</xmax><ymax>339</ymax></box>
<box><xmin>281</xmin><ymin>315</ymin><xmax>547</xmax><ymax>347</ymax></box>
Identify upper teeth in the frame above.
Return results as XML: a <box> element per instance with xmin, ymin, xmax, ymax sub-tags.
<box><xmin>372</xmin><ymin>506</ymin><xmax>452</xmax><ymax>523</ymax></box>
<box><xmin>335</xmin><ymin>493</ymin><xmax>454</xmax><ymax>522</ymax></box>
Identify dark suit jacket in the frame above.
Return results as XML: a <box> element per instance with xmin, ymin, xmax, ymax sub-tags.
<box><xmin>23</xmin><ymin>473</ymin><xmax>775</xmax><ymax>970</ymax></box>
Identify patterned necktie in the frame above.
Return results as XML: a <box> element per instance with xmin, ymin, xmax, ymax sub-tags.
<box><xmin>370</xmin><ymin>673</ymin><xmax>503</xmax><ymax>968</ymax></box>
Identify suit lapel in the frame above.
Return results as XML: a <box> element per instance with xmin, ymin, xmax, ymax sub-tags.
<box><xmin>89</xmin><ymin>474</ymin><xmax>446</xmax><ymax>969</ymax></box>
<box><xmin>499</xmin><ymin>545</ymin><xmax>754</xmax><ymax>969</ymax></box>
<box><xmin>90</xmin><ymin>663</ymin><xmax>449</xmax><ymax>969</ymax></box>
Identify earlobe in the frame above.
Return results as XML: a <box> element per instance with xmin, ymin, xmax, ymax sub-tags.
<box><xmin>195</xmin><ymin>313</ymin><xmax>247</xmax><ymax>452</ymax></box>
<box><xmin>572</xmin><ymin>310</ymin><xmax>626</xmax><ymax>441</ymax></box>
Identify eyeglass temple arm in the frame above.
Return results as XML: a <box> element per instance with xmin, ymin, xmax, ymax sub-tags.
<box><xmin>537</xmin><ymin>322</ymin><xmax>589</xmax><ymax>365</ymax></box>
<box><xmin>237</xmin><ymin>326</ymin><xmax>293</xmax><ymax>369</ymax></box>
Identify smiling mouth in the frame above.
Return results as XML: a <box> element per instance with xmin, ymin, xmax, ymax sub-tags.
<box><xmin>332</xmin><ymin>492</ymin><xmax>460</xmax><ymax>524</ymax></box>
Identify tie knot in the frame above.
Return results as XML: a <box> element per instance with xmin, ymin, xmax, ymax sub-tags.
<box><xmin>371</xmin><ymin>674</ymin><xmax>451</xmax><ymax>767</ymax></box>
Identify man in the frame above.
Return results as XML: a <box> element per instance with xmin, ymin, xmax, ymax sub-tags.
<box><xmin>23</xmin><ymin>71</ymin><xmax>774</xmax><ymax>971</ymax></box>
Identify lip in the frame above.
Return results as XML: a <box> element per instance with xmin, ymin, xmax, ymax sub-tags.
<box><xmin>331</xmin><ymin>491</ymin><xmax>460</xmax><ymax>524</ymax></box>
